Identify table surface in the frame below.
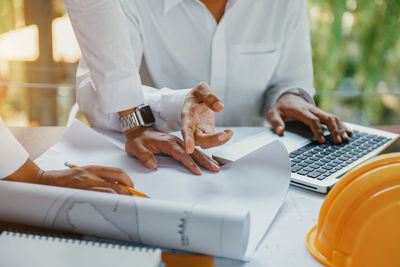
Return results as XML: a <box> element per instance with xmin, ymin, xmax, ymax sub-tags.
<box><xmin>6</xmin><ymin>125</ymin><xmax>400</xmax><ymax>267</ymax></box>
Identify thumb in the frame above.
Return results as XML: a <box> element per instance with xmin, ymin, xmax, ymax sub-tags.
<box><xmin>267</xmin><ymin>108</ymin><xmax>285</xmax><ymax>136</ymax></box>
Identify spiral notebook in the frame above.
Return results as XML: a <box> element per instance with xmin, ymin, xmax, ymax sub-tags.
<box><xmin>0</xmin><ymin>231</ymin><xmax>162</xmax><ymax>267</ymax></box>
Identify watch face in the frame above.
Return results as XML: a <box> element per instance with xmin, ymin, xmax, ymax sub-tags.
<box><xmin>138</xmin><ymin>105</ymin><xmax>155</xmax><ymax>125</ymax></box>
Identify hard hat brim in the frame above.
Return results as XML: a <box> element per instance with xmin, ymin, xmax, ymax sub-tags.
<box><xmin>306</xmin><ymin>225</ymin><xmax>336</xmax><ymax>267</ymax></box>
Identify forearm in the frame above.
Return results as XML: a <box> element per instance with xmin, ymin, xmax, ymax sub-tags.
<box><xmin>4</xmin><ymin>159</ymin><xmax>44</xmax><ymax>184</ymax></box>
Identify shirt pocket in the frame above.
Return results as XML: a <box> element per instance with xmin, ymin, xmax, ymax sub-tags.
<box><xmin>229</xmin><ymin>42</ymin><xmax>281</xmax><ymax>90</ymax></box>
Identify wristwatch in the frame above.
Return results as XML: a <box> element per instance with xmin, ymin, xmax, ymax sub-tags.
<box><xmin>119</xmin><ymin>104</ymin><xmax>155</xmax><ymax>132</ymax></box>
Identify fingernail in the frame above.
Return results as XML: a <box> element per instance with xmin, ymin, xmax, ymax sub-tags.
<box><xmin>195</xmin><ymin>167</ymin><xmax>202</xmax><ymax>175</ymax></box>
<box><xmin>218</xmin><ymin>134</ymin><xmax>229</xmax><ymax>141</ymax></box>
<box><xmin>336</xmin><ymin>135</ymin><xmax>342</xmax><ymax>143</ymax></box>
<box><xmin>343</xmin><ymin>133</ymin><xmax>349</xmax><ymax>140</ymax></box>
<box><xmin>212</xmin><ymin>162</ymin><xmax>220</xmax><ymax>169</ymax></box>
<box><xmin>276</xmin><ymin>126</ymin><xmax>284</xmax><ymax>135</ymax></box>
<box><xmin>146</xmin><ymin>159</ymin><xmax>157</xmax><ymax>169</ymax></box>
<box><xmin>320</xmin><ymin>136</ymin><xmax>326</xmax><ymax>143</ymax></box>
<box><xmin>186</xmin><ymin>147</ymin><xmax>194</xmax><ymax>154</ymax></box>
<box><xmin>212</xmin><ymin>101</ymin><xmax>224</xmax><ymax>110</ymax></box>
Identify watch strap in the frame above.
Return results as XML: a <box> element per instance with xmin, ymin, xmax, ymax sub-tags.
<box><xmin>119</xmin><ymin>111</ymin><xmax>141</xmax><ymax>132</ymax></box>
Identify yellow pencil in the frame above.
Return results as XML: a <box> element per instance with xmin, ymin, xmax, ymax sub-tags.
<box><xmin>64</xmin><ymin>162</ymin><xmax>150</xmax><ymax>198</ymax></box>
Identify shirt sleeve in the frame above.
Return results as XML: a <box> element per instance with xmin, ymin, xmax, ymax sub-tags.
<box><xmin>0</xmin><ymin>118</ymin><xmax>29</xmax><ymax>179</ymax></box>
<box><xmin>64</xmin><ymin>0</ymin><xmax>144</xmax><ymax>114</ymax></box>
<box><xmin>261</xmin><ymin>0</ymin><xmax>315</xmax><ymax>116</ymax></box>
<box><xmin>76</xmin><ymin>61</ymin><xmax>191</xmax><ymax>133</ymax></box>
<box><xmin>143</xmin><ymin>87</ymin><xmax>191</xmax><ymax>133</ymax></box>
<box><xmin>72</xmin><ymin>1</ymin><xmax>190</xmax><ymax>134</ymax></box>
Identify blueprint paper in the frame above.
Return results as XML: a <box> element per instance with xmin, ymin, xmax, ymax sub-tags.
<box><xmin>0</xmin><ymin>181</ymin><xmax>249</xmax><ymax>259</ymax></box>
<box><xmin>1</xmin><ymin>120</ymin><xmax>290</xmax><ymax>259</ymax></box>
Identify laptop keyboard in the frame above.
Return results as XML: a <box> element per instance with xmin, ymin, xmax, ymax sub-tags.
<box><xmin>290</xmin><ymin>130</ymin><xmax>392</xmax><ymax>181</ymax></box>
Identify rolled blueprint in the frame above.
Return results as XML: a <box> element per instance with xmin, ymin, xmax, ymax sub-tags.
<box><xmin>0</xmin><ymin>180</ymin><xmax>250</xmax><ymax>259</ymax></box>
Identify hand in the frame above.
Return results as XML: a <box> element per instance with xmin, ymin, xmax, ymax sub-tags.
<box><xmin>267</xmin><ymin>93</ymin><xmax>352</xmax><ymax>144</ymax></box>
<box><xmin>181</xmin><ymin>82</ymin><xmax>233</xmax><ymax>153</ymax></box>
<box><xmin>125</xmin><ymin>127</ymin><xmax>220</xmax><ymax>175</ymax></box>
<box><xmin>5</xmin><ymin>159</ymin><xmax>133</xmax><ymax>195</ymax></box>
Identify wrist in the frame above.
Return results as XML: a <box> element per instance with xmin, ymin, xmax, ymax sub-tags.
<box><xmin>125</xmin><ymin>126</ymin><xmax>155</xmax><ymax>141</ymax></box>
<box><xmin>278</xmin><ymin>92</ymin><xmax>304</xmax><ymax>102</ymax></box>
<box><xmin>125</xmin><ymin>126</ymin><xmax>145</xmax><ymax>140</ymax></box>
<box><xmin>118</xmin><ymin>108</ymin><xmax>136</xmax><ymax>117</ymax></box>
<box><xmin>119</xmin><ymin>108</ymin><xmax>141</xmax><ymax>136</ymax></box>
<box><xmin>119</xmin><ymin>105</ymin><xmax>155</xmax><ymax>135</ymax></box>
<box><xmin>5</xmin><ymin>159</ymin><xmax>45</xmax><ymax>184</ymax></box>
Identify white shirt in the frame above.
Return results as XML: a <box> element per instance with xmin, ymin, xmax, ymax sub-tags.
<box><xmin>0</xmin><ymin>118</ymin><xmax>29</xmax><ymax>178</ymax></box>
<box><xmin>66</xmin><ymin>0</ymin><xmax>315</xmax><ymax>132</ymax></box>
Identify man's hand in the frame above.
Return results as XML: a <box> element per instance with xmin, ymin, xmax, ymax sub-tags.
<box><xmin>125</xmin><ymin>127</ymin><xmax>220</xmax><ymax>175</ymax></box>
<box><xmin>5</xmin><ymin>159</ymin><xmax>132</xmax><ymax>195</ymax></box>
<box><xmin>267</xmin><ymin>93</ymin><xmax>352</xmax><ymax>144</ymax></box>
<box><xmin>181</xmin><ymin>82</ymin><xmax>233</xmax><ymax>153</ymax></box>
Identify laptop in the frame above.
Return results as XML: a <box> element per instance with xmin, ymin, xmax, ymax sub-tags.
<box><xmin>212</xmin><ymin>121</ymin><xmax>400</xmax><ymax>193</ymax></box>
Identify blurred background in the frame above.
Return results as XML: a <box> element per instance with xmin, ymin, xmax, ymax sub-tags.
<box><xmin>0</xmin><ymin>0</ymin><xmax>399</xmax><ymax>126</ymax></box>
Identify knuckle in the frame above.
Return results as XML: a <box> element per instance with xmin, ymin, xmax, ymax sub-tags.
<box><xmin>310</xmin><ymin>117</ymin><xmax>320</xmax><ymax>125</ymax></box>
<box><xmin>73</xmin><ymin>168</ymin><xmax>86</xmax><ymax>176</ymax></box>
<box><xmin>198</xmin><ymin>81</ymin><xmax>209</xmax><ymax>90</ymax></box>
<box><xmin>163</xmin><ymin>138</ymin><xmax>175</xmax><ymax>146</ymax></box>
<box><xmin>115</xmin><ymin>167</ymin><xmax>125</xmax><ymax>174</ymax></box>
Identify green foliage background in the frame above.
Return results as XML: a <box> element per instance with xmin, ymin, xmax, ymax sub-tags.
<box><xmin>308</xmin><ymin>0</ymin><xmax>400</xmax><ymax>125</ymax></box>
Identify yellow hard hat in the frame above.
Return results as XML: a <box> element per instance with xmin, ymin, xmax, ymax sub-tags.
<box><xmin>306</xmin><ymin>152</ymin><xmax>400</xmax><ymax>267</ymax></box>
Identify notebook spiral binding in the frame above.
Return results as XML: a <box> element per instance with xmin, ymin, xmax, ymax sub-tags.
<box><xmin>3</xmin><ymin>230</ymin><xmax>160</xmax><ymax>253</ymax></box>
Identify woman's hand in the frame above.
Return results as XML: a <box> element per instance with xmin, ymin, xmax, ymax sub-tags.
<box><xmin>5</xmin><ymin>159</ymin><xmax>133</xmax><ymax>195</ymax></box>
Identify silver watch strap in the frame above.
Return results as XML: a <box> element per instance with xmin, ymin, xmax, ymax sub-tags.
<box><xmin>119</xmin><ymin>112</ymin><xmax>140</xmax><ymax>132</ymax></box>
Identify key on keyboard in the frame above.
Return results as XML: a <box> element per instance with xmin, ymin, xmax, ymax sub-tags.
<box><xmin>289</xmin><ymin>130</ymin><xmax>392</xmax><ymax>180</ymax></box>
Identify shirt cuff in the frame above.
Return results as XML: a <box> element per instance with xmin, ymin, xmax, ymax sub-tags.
<box><xmin>97</xmin><ymin>74</ymin><xmax>145</xmax><ymax>114</ymax></box>
<box><xmin>284</xmin><ymin>88</ymin><xmax>315</xmax><ymax>105</ymax></box>
<box><xmin>264</xmin><ymin>86</ymin><xmax>315</xmax><ymax>115</ymax></box>
<box><xmin>144</xmin><ymin>87</ymin><xmax>190</xmax><ymax>133</ymax></box>
<box><xmin>0</xmin><ymin>118</ymin><xmax>29</xmax><ymax>178</ymax></box>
